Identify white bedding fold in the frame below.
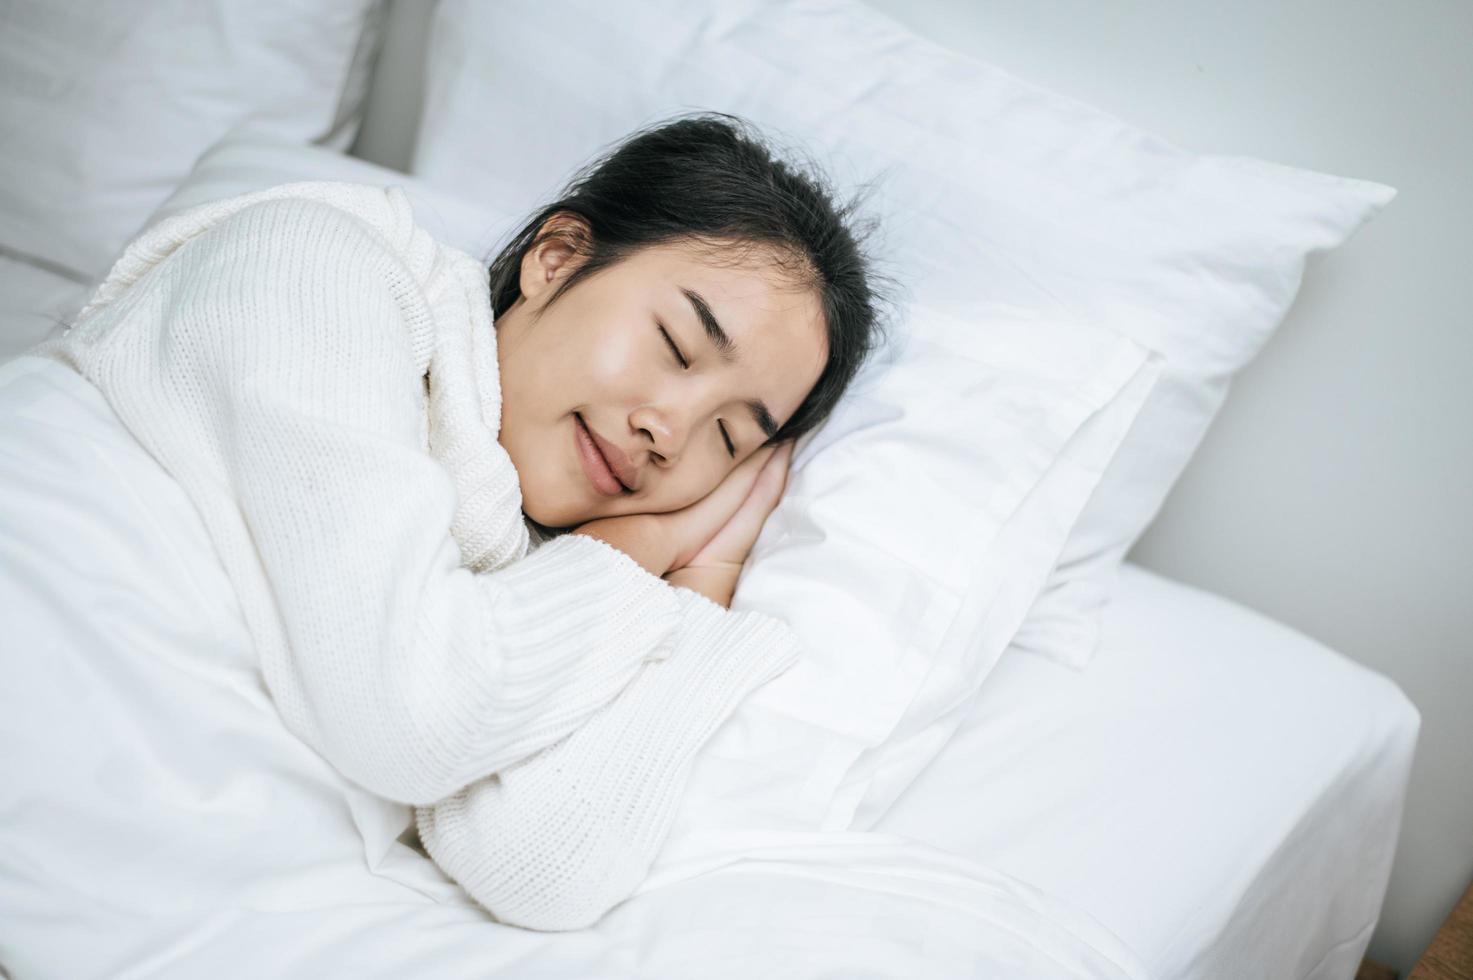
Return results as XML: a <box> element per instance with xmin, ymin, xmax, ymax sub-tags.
<box><xmin>0</xmin><ymin>352</ymin><xmax>1149</xmax><ymax>979</ymax></box>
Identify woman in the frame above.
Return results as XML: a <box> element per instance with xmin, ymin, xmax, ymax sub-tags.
<box><xmin>28</xmin><ymin>113</ymin><xmax>885</xmax><ymax>930</ymax></box>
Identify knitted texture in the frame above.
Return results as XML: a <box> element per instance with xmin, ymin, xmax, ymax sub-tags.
<box><xmin>416</xmin><ymin>585</ymin><xmax>801</xmax><ymax>930</ymax></box>
<box><xmin>29</xmin><ymin>181</ymin><xmax>802</xmax><ymax>927</ymax></box>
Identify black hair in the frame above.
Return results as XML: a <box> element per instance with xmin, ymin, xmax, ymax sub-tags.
<box><xmin>485</xmin><ymin>110</ymin><xmax>895</xmax><ymax>450</ymax></box>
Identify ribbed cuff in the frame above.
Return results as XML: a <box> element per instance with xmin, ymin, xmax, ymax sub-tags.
<box><xmin>666</xmin><ymin>586</ymin><xmax>803</xmax><ymax>693</ymax></box>
<box><xmin>457</xmin><ymin>531</ymin><xmax>687</xmax><ymax>776</ymax></box>
<box><xmin>414</xmin><ymin>596</ymin><xmax>802</xmax><ymax>931</ymax></box>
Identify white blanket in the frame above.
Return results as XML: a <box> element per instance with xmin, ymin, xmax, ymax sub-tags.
<box><xmin>0</xmin><ymin>351</ymin><xmax>1150</xmax><ymax>977</ymax></box>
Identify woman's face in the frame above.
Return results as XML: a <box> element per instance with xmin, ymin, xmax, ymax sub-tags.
<box><xmin>494</xmin><ymin>215</ymin><xmax>828</xmax><ymax>530</ymax></box>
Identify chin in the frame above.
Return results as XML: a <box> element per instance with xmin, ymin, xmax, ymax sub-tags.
<box><xmin>521</xmin><ymin>500</ymin><xmax>575</xmax><ymax>532</ymax></box>
<box><xmin>520</xmin><ymin>485</ymin><xmax>596</xmax><ymax>533</ymax></box>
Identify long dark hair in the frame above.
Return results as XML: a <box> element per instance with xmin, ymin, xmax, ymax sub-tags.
<box><xmin>486</xmin><ymin>111</ymin><xmax>894</xmax><ymax>449</ymax></box>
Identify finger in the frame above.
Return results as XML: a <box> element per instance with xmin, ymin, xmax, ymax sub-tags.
<box><xmin>746</xmin><ymin>443</ymin><xmax>779</xmax><ymax>471</ymax></box>
<box><xmin>770</xmin><ymin>441</ymin><xmax>794</xmax><ymax>476</ymax></box>
<box><xmin>737</xmin><ymin>450</ymin><xmax>792</xmax><ymax>521</ymax></box>
<box><xmin>700</xmin><ymin>445</ymin><xmax>774</xmax><ymax>504</ymax></box>
<box><xmin>688</xmin><ymin>452</ymin><xmax>793</xmax><ymax>568</ymax></box>
<box><xmin>735</xmin><ymin>444</ymin><xmax>778</xmax><ymax>491</ymax></box>
<box><xmin>663</xmin><ymin>445</ymin><xmax>776</xmax><ymax>565</ymax></box>
<box><xmin>755</xmin><ymin>441</ymin><xmax>794</xmax><ymax>492</ymax></box>
<box><xmin>713</xmin><ymin>445</ymin><xmax>775</xmax><ymax>507</ymax></box>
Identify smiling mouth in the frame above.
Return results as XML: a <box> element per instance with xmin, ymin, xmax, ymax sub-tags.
<box><xmin>576</xmin><ymin>413</ymin><xmax>631</xmax><ymax>494</ymax></box>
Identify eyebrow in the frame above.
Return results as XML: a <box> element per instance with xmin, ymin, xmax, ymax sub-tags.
<box><xmin>681</xmin><ymin>286</ymin><xmax>780</xmax><ymax>441</ymax></box>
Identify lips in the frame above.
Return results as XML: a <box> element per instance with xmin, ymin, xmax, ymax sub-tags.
<box><xmin>586</xmin><ymin>421</ymin><xmax>638</xmax><ymax>490</ymax></box>
<box><xmin>575</xmin><ymin>414</ymin><xmax>633</xmax><ymax>495</ymax></box>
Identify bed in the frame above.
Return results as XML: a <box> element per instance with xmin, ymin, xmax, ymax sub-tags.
<box><xmin>873</xmin><ymin>563</ymin><xmax>1419</xmax><ymax>980</ymax></box>
<box><xmin>0</xmin><ymin>337</ymin><xmax>1418</xmax><ymax>978</ymax></box>
<box><xmin>0</xmin><ymin>1</ymin><xmax>1419</xmax><ymax>977</ymax></box>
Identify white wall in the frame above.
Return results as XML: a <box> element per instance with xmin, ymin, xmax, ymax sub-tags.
<box><xmin>353</xmin><ymin>1</ymin><xmax>1472</xmax><ymax>973</ymax></box>
<box><xmin>855</xmin><ymin>1</ymin><xmax>1469</xmax><ymax>974</ymax></box>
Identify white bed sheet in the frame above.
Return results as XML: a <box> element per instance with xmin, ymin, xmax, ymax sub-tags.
<box><xmin>874</xmin><ymin>563</ymin><xmax>1421</xmax><ymax>980</ymax></box>
<box><xmin>0</xmin><ymin>353</ymin><xmax>1150</xmax><ymax>979</ymax></box>
<box><xmin>0</xmin><ymin>304</ymin><xmax>1418</xmax><ymax>979</ymax></box>
<box><xmin>0</xmin><ymin>252</ymin><xmax>89</xmax><ymax>365</ymax></box>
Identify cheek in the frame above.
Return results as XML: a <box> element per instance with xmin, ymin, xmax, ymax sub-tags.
<box><xmin>575</xmin><ymin>341</ymin><xmax>648</xmax><ymax>409</ymax></box>
<box><xmin>621</xmin><ymin>465</ymin><xmax>723</xmax><ymax>517</ymax></box>
<box><xmin>565</xmin><ymin>304</ymin><xmax>641</xmax><ymax>366</ymax></box>
<box><xmin>675</xmin><ymin>462</ymin><xmax>729</xmax><ymax>509</ymax></box>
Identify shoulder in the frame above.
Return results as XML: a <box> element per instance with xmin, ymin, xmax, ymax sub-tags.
<box><xmin>160</xmin><ymin>181</ymin><xmax>434</xmax><ymax>299</ymax></box>
<box><xmin>129</xmin><ymin>194</ymin><xmax>435</xmax><ymax>382</ymax></box>
<box><xmin>203</xmin><ymin>185</ymin><xmax>446</xmax><ymax>323</ymax></box>
<box><xmin>199</xmin><ymin>194</ymin><xmax>408</xmax><ymax>278</ymax></box>
<box><xmin>175</xmin><ymin>180</ymin><xmax>418</xmax><ymax>255</ymax></box>
<box><xmin>80</xmin><ymin>181</ymin><xmax>429</xmax><ymax>326</ymax></box>
<box><xmin>184</xmin><ymin>190</ymin><xmax>443</xmax><ymax>337</ymax></box>
<box><xmin>63</xmin><ymin>182</ymin><xmax>451</xmax><ymax>384</ymax></box>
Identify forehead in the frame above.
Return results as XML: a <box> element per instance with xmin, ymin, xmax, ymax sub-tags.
<box><xmin>623</xmin><ymin>238</ymin><xmax>828</xmax><ymax>360</ymax></box>
<box><xmin>624</xmin><ymin>239</ymin><xmax>828</xmax><ymax>423</ymax></box>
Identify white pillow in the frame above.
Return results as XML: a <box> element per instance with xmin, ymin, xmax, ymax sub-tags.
<box><xmin>134</xmin><ymin>134</ymin><xmax>1157</xmax><ymax>842</ymax></box>
<box><xmin>671</xmin><ymin>305</ymin><xmax>1160</xmax><ymax>839</ymax></box>
<box><xmin>149</xmin><ymin>125</ymin><xmax>517</xmax><ymax>262</ymax></box>
<box><xmin>411</xmin><ymin>0</ymin><xmax>1396</xmax><ymax>673</ymax></box>
<box><xmin>409</xmin><ymin>0</ymin><xmax>1169</xmax><ymax>842</ymax></box>
<box><xmin>0</xmin><ymin>0</ymin><xmax>387</xmax><ymax>283</ymax></box>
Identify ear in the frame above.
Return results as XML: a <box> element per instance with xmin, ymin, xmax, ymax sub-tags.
<box><xmin>519</xmin><ymin>211</ymin><xmax>592</xmax><ymax>305</ymax></box>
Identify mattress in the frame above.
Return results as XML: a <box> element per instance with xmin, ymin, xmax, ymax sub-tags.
<box><xmin>874</xmin><ymin>563</ymin><xmax>1421</xmax><ymax>980</ymax></box>
<box><xmin>0</xmin><ymin>349</ymin><xmax>1416</xmax><ymax>979</ymax></box>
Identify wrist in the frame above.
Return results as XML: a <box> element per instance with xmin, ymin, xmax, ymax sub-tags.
<box><xmin>663</xmin><ymin>563</ymin><xmax>741</xmax><ymax>609</ymax></box>
<box><xmin>573</xmin><ymin>514</ymin><xmax>676</xmax><ymax>578</ymax></box>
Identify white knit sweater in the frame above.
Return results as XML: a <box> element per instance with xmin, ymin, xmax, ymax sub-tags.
<box><xmin>31</xmin><ymin>180</ymin><xmax>801</xmax><ymax>931</ymax></box>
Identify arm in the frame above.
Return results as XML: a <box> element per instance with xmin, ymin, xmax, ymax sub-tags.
<box><xmin>55</xmin><ymin>194</ymin><xmax>687</xmax><ymax>805</ymax></box>
<box><xmin>662</xmin><ymin>563</ymin><xmax>741</xmax><ymax>608</ymax></box>
<box><xmin>415</xmin><ymin>585</ymin><xmax>801</xmax><ymax>930</ymax></box>
<box><xmin>573</xmin><ymin>514</ymin><xmax>678</xmax><ymax>579</ymax></box>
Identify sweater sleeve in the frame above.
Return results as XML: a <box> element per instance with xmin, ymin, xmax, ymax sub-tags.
<box><xmin>50</xmin><ymin>196</ymin><xmax>690</xmax><ymax>806</ymax></box>
<box><xmin>414</xmin><ymin>584</ymin><xmax>801</xmax><ymax>931</ymax></box>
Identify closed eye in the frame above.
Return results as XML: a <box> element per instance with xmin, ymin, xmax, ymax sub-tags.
<box><xmin>660</xmin><ymin>322</ymin><xmax>736</xmax><ymax>458</ymax></box>
<box><xmin>659</xmin><ymin>323</ymin><xmax>689</xmax><ymax>369</ymax></box>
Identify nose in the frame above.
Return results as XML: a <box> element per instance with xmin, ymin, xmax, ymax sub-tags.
<box><xmin>630</xmin><ymin>404</ymin><xmax>690</xmax><ymax>465</ymax></box>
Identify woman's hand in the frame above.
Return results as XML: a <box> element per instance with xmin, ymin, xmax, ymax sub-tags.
<box><xmin>658</xmin><ymin>442</ymin><xmax>794</xmax><ymax>608</ymax></box>
<box><xmin>573</xmin><ymin>442</ymin><xmax>795</xmax><ymax>602</ymax></box>
<box><xmin>671</xmin><ymin>441</ymin><xmax>794</xmax><ymax>574</ymax></box>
